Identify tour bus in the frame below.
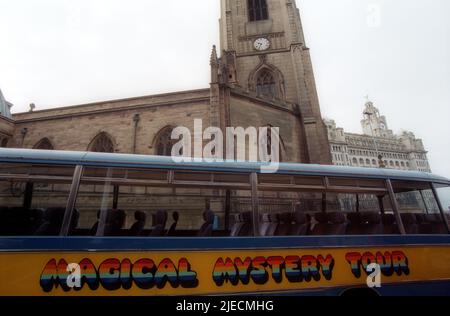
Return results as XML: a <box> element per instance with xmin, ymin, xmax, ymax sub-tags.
<box><xmin>0</xmin><ymin>148</ymin><xmax>449</xmax><ymax>296</ymax></box>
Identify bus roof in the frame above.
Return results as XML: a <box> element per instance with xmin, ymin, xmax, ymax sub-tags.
<box><xmin>1</xmin><ymin>148</ymin><xmax>449</xmax><ymax>185</ymax></box>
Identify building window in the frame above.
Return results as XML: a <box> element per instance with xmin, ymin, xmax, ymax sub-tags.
<box><xmin>359</xmin><ymin>158</ymin><xmax>364</xmax><ymax>165</ymax></box>
<box><xmin>155</xmin><ymin>127</ymin><xmax>178</xmax><ymax>157</ymax></box>
<box><xmin>372</xmin><ymin>159</ymin><xmax>376</xmax><ymax>165</ymax></box>
<box><xmin>0</xmin><ymin>138</ymin><xmax>8</xmax><ymax>148</ymax></box>
<box><xmin>33</xmin><ymin>138</ymin><xmax>54</xmax><ymax>150</ymax></box>
<box><xmin>353</xmin><ymin>158</ymin><xmax>358</xmax><ymax>166</ymax></box>
<box><xmin>89</xmin><ymin>133</ymin><xmax>114</xmax><ymax>153</ymax></box>
<box><xmin>248</xmin><ymin>0</ymin><xmax>268</xmax><ymax>22</ymax></box>
<box><xmin>256</xmin><ymin>69</ymin><xmax>277</xmax><ymax>98</ymax></box>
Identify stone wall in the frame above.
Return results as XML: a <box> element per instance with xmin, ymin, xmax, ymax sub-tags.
<box><xmin>229</xmin><ymin>91</ymin><xmax>304</xmax><ymax>162</ymax></box>
<box><xmin>10</xmin><ymin>89</ymin><xmax>211</xmax><ymax>155</ymax></box>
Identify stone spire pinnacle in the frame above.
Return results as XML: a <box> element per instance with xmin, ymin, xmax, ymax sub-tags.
<box><xmin>210</xmin><ymin>45</ymin><xmax>219</xmax><ymax>84</ymax></box>
<box><xmin>209</xmin><ymin>45</ymin><xmax>218</xmax><ymax>67</ymax></box>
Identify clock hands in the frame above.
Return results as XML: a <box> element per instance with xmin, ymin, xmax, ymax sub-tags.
<box><xmin>254</xmin><ymin>38</ymin><xmax>269</xmax><ymax>51</ymax></box>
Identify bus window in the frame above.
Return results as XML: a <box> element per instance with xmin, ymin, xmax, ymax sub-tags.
<box><xmin>74</xmin><ymin>181</ymin><xmax>114</xmax><ymax>236</ymax></box>
<box><xmin>74</xmin><ymin>167</ymin><xmax>231</xmax><ymax>237</ymax></box>
<box><xmin>255</xmin><ymin>174</ymin><xmax>395</xmax><ymax>237</ymax></box>
<box><xmin>0</xmin><ymin>164</ymin><xmax>75</xmax><ymax>236</ymax></box>
<box><xmin>434</xmin><ymin>184</ymin><xmax>450</xmax><ymax>216</ymax></box>
<box><xmin>392</xmin><ymin>181</ymin><xmax>447</xmax><ymax>234</ymax></box>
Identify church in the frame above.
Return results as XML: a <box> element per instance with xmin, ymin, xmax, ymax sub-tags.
<box><xmin>0</xmin><ymin>0</ymin><xmax>331</xmax><ymax>165</ymax></box>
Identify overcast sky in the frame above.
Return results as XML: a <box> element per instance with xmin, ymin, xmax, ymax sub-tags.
<box><xmin>0</xmin><ymin>0</ymin><xmax>449</xmax><ymax>177</ymax></box>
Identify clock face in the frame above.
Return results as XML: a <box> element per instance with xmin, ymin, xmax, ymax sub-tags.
<box><xmin>254</xmin><ymin>38</ymin><xmax>270</xmax><ymax>51</ymax></box>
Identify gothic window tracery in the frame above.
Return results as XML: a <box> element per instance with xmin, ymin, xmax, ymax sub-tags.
<box><xmin>90</xmin><ymin>133</ymin><xmax>114</xmax><ymax>153</ymax></box>
<box><xmin>155</xmin><ymin>127</ymin><xmax>178</xmax><ymax>157</ymax></box>
<box><xmin>0</xmin><ymin>137</ymin><xmax>8</xmax><ymax>148</ymax></box>
<box><xmin>33</xmin><ymin>138</ymin><xmax>54</xmax><ymax>150</ymax></box>
<box><xmin>256</xmin><ymin>69</ymin><xmax>277</xmax><ymax>98</ymax></box>
<box><xmin>248</xmin><ymin>0</ymin><xmax>268</xmax><ymax>22</ymax></box>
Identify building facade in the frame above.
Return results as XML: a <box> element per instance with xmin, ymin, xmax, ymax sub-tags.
<box><xmin>0</xmin><ymin>89</ymin><xmax>13</xmax><ymax>148</ymax></box>
<box><xmin>0</xmin><ymin>0</ymin><xmax>331</xmax><ymax>165</ymax></box>
<box><xmin>325</xmin><ymin>100</ymin><xmax>431</xmax><ymax>172</ymax></box>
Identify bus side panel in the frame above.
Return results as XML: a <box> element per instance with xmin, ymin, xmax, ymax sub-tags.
<box><xmin>0</xmin><ymin>242</ymin><xmax>449</xmax><ymax>296</ymax></box>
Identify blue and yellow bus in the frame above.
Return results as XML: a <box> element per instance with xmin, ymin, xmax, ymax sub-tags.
<box><xmin>0</xmin><ymin>148</ymin><xmax>449</xmax><ymax>296</ymax></box>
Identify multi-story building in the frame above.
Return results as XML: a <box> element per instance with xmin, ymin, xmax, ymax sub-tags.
<box><xmin>325</xmin><ymin>100</ymin><xmax>431</xmax><ymax>172</ymax></box>
<box><xmin>0</xmin><ymin>89</ymin><xmax>13</xmax><ymax>148</ymax></box>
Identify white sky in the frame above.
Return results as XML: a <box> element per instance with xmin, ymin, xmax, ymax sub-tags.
<box><xmin>0</xmin><ymin>0</ymin><xmax>449</xmax><ymax>177</ymax></box>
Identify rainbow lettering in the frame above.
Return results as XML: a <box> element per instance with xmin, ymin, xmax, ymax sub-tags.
<box><xmin>212</xmin><ymin>254</ymin><xmax>335</xmax><ymax>286</ymax></box>
<box><xmin>40</xmin><ymin>257</ymin><xmax>198</xmax><ymax>293</ymax></box>
<box><xmin>345</xmin><ymin>251</ymin><xmax>410</xmax><ymax>278</ymax></box>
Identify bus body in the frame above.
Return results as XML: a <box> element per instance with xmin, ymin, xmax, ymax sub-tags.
<box><xmin>0</xmin><ymin>148</ymin><xmax>449</xmax><ymax>296</ymax></box>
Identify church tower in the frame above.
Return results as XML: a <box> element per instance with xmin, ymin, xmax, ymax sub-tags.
<box><xmin>217</xmin><ymin>0</ymin><xmax>331</xmax><ymax>164</ymax></box>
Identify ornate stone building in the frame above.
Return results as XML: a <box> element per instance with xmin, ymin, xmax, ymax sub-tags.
<box><xmin>0</xmin><ymin>0</ymin><xmax>331</xmax><ymax>165</ymax></box>
<box><xmin>0</xmin><ymin>89</ymin><xmax>13</xmax><ymax>148</ymax></box>
<box><xmin>325</xmin><ymin>100</ymin><xmax>431</xmax><ymax>172</ymax></box>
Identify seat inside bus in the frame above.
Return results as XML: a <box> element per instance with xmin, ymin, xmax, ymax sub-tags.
<box><xmin>310</xmin><ymin>212</ymin><xmax>348</xmax><ymax>236</ymax></box>
<box><xmin>166</xmin><ymin>211</ymin><xmax>179</xmax><ymax>236</ymax></box>
<box><xmin>361</xmin><ymin>212</ymin><xmax>383</xmax><ymax>235</ymax></box>
<box><xmin>150</xmin><ymin>210</ymin><xmax>168</xmax><ymax>237</ymax></box>
<box><xmin>417</xmin><ymin>213</ymin><xmax>447</xmax><ymax>234</ymax></box>
<box><xmin>311</xmin><ymin>212</ymin><xmax>329</xmax><ymax>235</ymax></box>
<box><xmin>230</xmin><ymin>212</ymin><xmax>253</xmax><ymax>237</ymax></box>
<box><xmin>197</xmin><ymin>210</ymin><xmax>215</xmax><ymax>237</ymax></box>
<box><xmin>34</xmin><ymin>207</ymin><xmax>79</xmax><ymax>236</ymax></box>
<box><xmin>274</xmin><ymin>213</ymin><xmax>293</xmax><ymax>236</ymax></box>
<box><xmin>346</xmin><ymin>212</ymin><xmax>363</xmax><ymax>235</ymax></box>
<box><xmin>401</xmin><ymin>213</ymin><xmax>419</xmax><ymax>234</ymax></box>
<box><xmin>289</xmin><ymin>211</ymin><xmax>309</xmax><ymax>236</ymax></box>
<box><xmin>128</xmin><ymin>211</ymin><xmax>147</xmax><ymax>237</ymax></box>
<box><xmin>1</xmin><ymin>206</ymin><xmax>448</xmax><ymax>237</ymax></box>
<box><xmin>382</xmin><ymin>214</ymin><xmax>399</xmax><ymax>234</ymax></box>
<box><xmin>90</xmin><ymin>209</ymin><xmax>125</xmax><ymax>237</ymax></box>
<box><xmin>230</xmin><ymin>214</ymin><xmax>244</xmax><ymax>237</ymax></box>
<box><xmin>0</xmin><ymin>207</ymin><xmax>33</xmax><ymax>236</ymax></box>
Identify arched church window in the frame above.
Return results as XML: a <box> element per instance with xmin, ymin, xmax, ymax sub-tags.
<box><xmin>0</xmin><ymin>137</ymin><xmax>7</xmax><ymax>148</ymax></box>
<box><xmin>155</xmin><ymin>127</ymin><xmax>178</xmax><ymax>157</ymax></box>
<box><xmin>256</xmin><ymin>70</ymin><xmax>277</xmax><ymax>98</ymax></box>
<box><xmin>248</xmin><ymin>0</ymin><xmax>268</xmax><ymax>22</ymax></box>
<box><xmin>33</xmin><ymin>138</ymin><xmax>54</xmax><ymax>150</ymax></box>
<box><xmin>89</xmin><ymin>133</ymin><xmax>114</xmax><ymax>153</ymax></box>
